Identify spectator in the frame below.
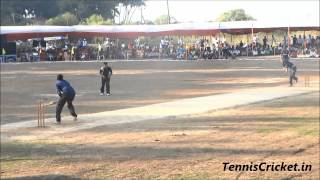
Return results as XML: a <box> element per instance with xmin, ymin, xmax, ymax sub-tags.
<box><xmin>253</xmin><ymin>35</ymin><xmax>258</xmax><ymax>46</ymax></box>
<box><xmin>97</xmin><ymin>43</ymin><xmax>102</xmax><ymax>60</ymax></box>
<box><xmin>311</xmin><ymin>36</ymin><xmax>316</xmax><ymax>48</ymax></box>
<box><xmin>82</xmin><ymin>38</ymin><xmax>87</xmax><ymax>47</ymax></box>
<box><xmin>71</xmin><ymin>45</ymin><xmax>76</xmax><ymax>61</ymax></box>
<box><xmin>280</xmin><ymin>46</ymin><xmax>290</xmax><ymax>71</ymax></box>
<box><xmin>297</xmin><ymin>35</ymin><xmax>303</xmax><ymax>48</ymax></box>
<box><xmin>239</xmin><ymin>40</ymin><xmax>244</xmax><ymax>48</ymax></box>
<box><xmin>293</xmin><ymin>34</ymin><xmax>297</xmax><ymax>47</ymax></box>
<box><xmin>263</xmin><ymin>36</ymin><xmax>267</xmax><ymax>49</ymax></box>
<box><xmin>307</xmin><ymin>35</ymin><xmax>312</xmax><ymax>48</ymax></box>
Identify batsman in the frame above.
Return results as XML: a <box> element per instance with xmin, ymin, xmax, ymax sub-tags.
<box><xmin>55</xmin><ymin>74</ymin><xmax>77</xmax><ymax>124</ymax></box>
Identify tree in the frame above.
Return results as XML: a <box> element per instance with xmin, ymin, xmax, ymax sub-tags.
<box><xmin>216</xmin><ymin>9</ymin><xmax>255</xmax><ymax>22</ymax></box>
<box><xmin>117</xmin><ymin>0</ymin><xmax>145</xmax><ymax>24</ymax></box>
<box><xmin>1</xmin><ymin>0</ymin><xmax>145</xmax><ymax>25</ymax></box>
<box><xmin>1</xmin><ymin>0</ymin><xmax>59</xmax><ymax>25</ymax></box>
<box><xmin>82</xmin><ymin>14</ymin><xmax>113</xmax><ymax>25</ymax></box>
<box><xmin>154</xmin><ymin>14</ymin><xmax>172</xmax><ymax>25</ymax></box>
<box><xmin>45</xmin><ymin>12</ymin><xmax>79</xmax><ymax>26</ymax></box>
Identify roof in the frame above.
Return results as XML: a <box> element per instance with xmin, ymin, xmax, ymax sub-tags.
<box><xmin>1</xmin><ymin>21</ymin><xmax>319</xmax><ymax>41</ymax></box>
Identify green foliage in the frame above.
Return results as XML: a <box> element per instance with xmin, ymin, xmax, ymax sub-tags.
<box><xmin>82</xmin><ymin>14</ymin><xmax>113</xmax><ymax>25</ymax></box>
<box><xmin>0</xmin><ymin>0</ymin><xmax>145</xmax><ymax>25</ymax></box>
<box><xmin>217</xmin><ymin>9</ymin><xmax>255</xmax><ymax>22</ymax></box>
<box><xmin>45</xmin><ymin>12</ymin><xmax>79</xmax><ymax>26</ymax></box>
<box><xmin>154</xmin><ymin>15</ymin><xmax>170</xmax><ymax>25</ymax></box>
<box><xmin>0</xmin><ymin>0</ymin><xmax>59</xmax><ymax>25</ymax></box>
<box><xmin>120</xmin><ymin>0</ymin><xmax>145</xmax><ymax>7</ymax></box>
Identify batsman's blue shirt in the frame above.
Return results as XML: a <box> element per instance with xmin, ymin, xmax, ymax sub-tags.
<box><xmin>56</xmin><ymin>80</ymin><xmax>75</xmax><ymax>97</ymax></box>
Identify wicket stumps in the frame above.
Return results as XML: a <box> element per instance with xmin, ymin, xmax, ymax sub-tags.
<box><xmin>304</xmin><ymin>75</ymin><xmax>310</xmax><ymax>87</ymax></box>
<box><xmin>37</xmin><ymin>99</ymin><xmax>45</xmax><ymax>127</ymax></box>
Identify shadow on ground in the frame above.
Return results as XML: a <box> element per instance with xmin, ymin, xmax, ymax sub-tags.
<box><xmin>2</xmin><ymin>174</ymin><xmax>83</xmax><ymax>180</ymax></box>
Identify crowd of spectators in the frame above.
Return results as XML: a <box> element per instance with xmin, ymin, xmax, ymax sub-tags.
<box><xmin>7</xmin><ymin>33</ymin><xmax>320</xmax><ymax>62</ymax></box>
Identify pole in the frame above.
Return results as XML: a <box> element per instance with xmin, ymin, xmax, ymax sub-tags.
<box><xmin>251</xmin><ymin>21</ymin><xmax>254</xmax><ymax>52</ymax></box>
<box><xmin>288</xmin><ymin>26</ymin><xmax>290</xmax><ymax>49</ymax></box>
<box><xmin>118</xmin><ymin>5</ymin><xmax>121</xmax><ymax>24</ymax></box>
<box><xmin>219</xmin><ymin>22</ymin><xmax>221</xmax><ymax>57</ymax></box>
<box><xmin>303</xmin><ymin>31</ymin><xmax>306</xmax><ymax>54</ymax></box>
<box><xmin>246</xmin><ymin>34</ymin><xmax>249</xmax><ymax>56</ymax></box>
<box><xmin>166</xmin><ymin>0</ymin><xmax>170</xmax><ymax>24</ymax></box>
<box><xmin>140</xmin><ymin>6</ymin><xmax>144</xmax><ymax>24</ymax></box>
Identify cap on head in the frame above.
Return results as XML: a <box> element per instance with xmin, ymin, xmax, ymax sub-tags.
<box><xmin>57</xmin><ymin>74</ymin><xmax>63</xmax><ymax>80</ymax></box>
<box><xmin>103</xmin><ymin>62</ymin><xmax>108</xmax><ymax>65</ymax></box>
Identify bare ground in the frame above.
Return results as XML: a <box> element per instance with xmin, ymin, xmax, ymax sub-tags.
<box><xmin>1</xmin><ymin>91</ymin><xmax>319</xmax><ymax>180</ymax></box>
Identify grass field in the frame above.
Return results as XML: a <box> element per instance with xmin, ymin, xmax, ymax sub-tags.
<box><xmin>1</xmin><ymin>92</ymin><xmax>319</xmax><ymax>179</ymax></box>
<box><xmin>1</xmin><ymin>58</ymin><xmax>319</xmax><ymax>179</ymax></box>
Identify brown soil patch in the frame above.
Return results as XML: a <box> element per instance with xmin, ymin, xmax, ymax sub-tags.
<box><xmin>1</xmin><ymin>92</ymin><xmax>319</xmax><ymax>179</ymax></box>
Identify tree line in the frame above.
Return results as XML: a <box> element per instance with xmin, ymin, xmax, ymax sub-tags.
<box><xmin>0</xmin><ymin>0</ymin><xmax>255</xmax><ymax>26</ymax></box>
<box><xmin>0</xmin><ymin>0</ymin><xmax>144</xmax><ymax>25</ymax></box>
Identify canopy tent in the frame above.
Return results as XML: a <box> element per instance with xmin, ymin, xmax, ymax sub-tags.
<box><xmin>1</xmin><ymin>20</ymin><xmax>319</xmax><ymax>41</ymax></box>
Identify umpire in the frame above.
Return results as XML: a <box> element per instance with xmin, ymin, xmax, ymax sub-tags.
<box><xmin>56</xmin><ymin>74</ymin><xmax>77</xmax><ymax>124</ymax></box>
<box><xmin>99</xmin><ymin>62</ymin><xmax>113</xmax><ymax>96</ymax></box>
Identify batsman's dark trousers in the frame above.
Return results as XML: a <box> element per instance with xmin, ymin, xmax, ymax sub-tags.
<box><xmin>289</xmin><ymin>68</ymin><xmax>298</xmax><ymax>86</ymax></box>
<box><xmin>56</xmin><ymin>93</ymin><xmax>77</xmax><ymax>122</ymax></box>
<box><xmin>100</xmin><ymin>77</ymin><xmax>110</xmax><ymax>94</ymax></box>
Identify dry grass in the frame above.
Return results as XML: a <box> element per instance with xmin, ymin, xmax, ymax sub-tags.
<box><xmin>1</xmin><ymin>92</ymin><xmax>319</xmax><ymax>179</ymax></box>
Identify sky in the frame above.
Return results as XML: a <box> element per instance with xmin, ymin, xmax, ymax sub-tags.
<box><xmin>126</xmin><ymin>0</ymin><xmax>319</xmax><ymax>24</ymax></box>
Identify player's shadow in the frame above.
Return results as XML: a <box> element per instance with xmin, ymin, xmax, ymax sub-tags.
<box><xmin>2</xmin><ymin>175</ymin><xmax>82</xmax><ymax>180</ymax></box>
<box><xmin>2</xmin><ymin>139</ymin><xmax>303</xmax><ymax>162</ymax></box>
<box><xmin>82</xmin><ymin>114</ymin><xmax>314</xmax><ymax>133</ymax></box>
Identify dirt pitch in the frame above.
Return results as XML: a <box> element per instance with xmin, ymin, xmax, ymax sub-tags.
<box><xmin>1</xmin><ymin>57</ymin><xmax>319</xmax><ymax>179</ymax></box>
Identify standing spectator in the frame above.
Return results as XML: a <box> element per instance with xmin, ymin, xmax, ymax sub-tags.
<box><xmin>99</xmin><ymin>62</ymin><xmax>113</xmax><ymax>96</ymax></box>
<box><xmin>2</xmin><ymin>48</ymin><xmax>6</xmax><ymax>55</ymax></box>
<box><xmin>293</xmin><ymin>35</ymin><xmax>297</xmax><ymax>47</ymax></box>
<box><xmin>253</xmin><ymin>35</ymin><xmax>258</xmax><ymax>46</ymax></box>
<box><xmin>71</xmin><ymin>45</ymin><xmax>76</xmax><ymax>61</ymax></box>
<box><xmin>1</xmin><ymin>48</ymin><xmax>6</xmax><ymax>62</ymax></box>
<box><xmin>104</xmin><ymin>38</ymin><xmax>111</xmax><ymax>59</ymax></box>
<box><xmin>280</xmin><ymin>46</ymin><xmax>290</xmax><ymax>71</ymax></box>
<box><xmin>178</xmin><ymin>37</ymin><xmax>184</xmax><ymax>46</ymax></box>
<box><xmin>271</xmin><ymin>35</ymin><xmax>275</xmax><ymax>46</ymax></box>
<box><xmin>271</xmin><ymin>35</ymin><xmax>276</xmax><ymax>53</ymax></box>
<box><xmin>283</xmin><ymin>36</ymin><xmax>288</xmax><ymax>46</ymax></box>
<box><xmin>97</xmin><ymin>43</ymin><xmax>102</xmax><ymax>60</ymax></box>
<box><xmin>315</xmin><ymin>36</ymin><xmax>320</xmax><ymax>57</ymax></box>
<box><xmin>263</xmin><ymin>36</ymin><xmax>267</xmax><ymax>49</ymax></box>
<box><xmin>289</xmin><ymin>36</ymin><xmax>293</xmax><ymax>47</ymax></box>
<box><xmin>307</xmin><ymin>35</ymin><xmax>312</xmax><ymax>48</ymax></box>
<box><xmin>311</xmin><ymin>36</ymin><xmax>316</xmax><ymax>48</ymax></box>
<box><xmin>55</xmin><ymin>74</ymin><xmax>77</xmax><ymax>124</ymax></box>
<box><xmin>239</xmin><ymin>40</ymin><xmax>244</xmax><ymax>48</ymax></box>
<box><xmin>82</xmin><ymin>38</ymin><xmax>87</xmax><ymax>47</ymax></box>
<box><xmin>297</xmin><ymin>35</ymin><xmax>303</xmax><ymax>48</ymax></box>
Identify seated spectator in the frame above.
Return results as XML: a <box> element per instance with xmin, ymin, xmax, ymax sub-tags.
<box><xmin>309</xmin><ymin>48</ymin><xmax>318</xmax><ymax>58</ymax></box>
<box><xmin>177</xmin><ymin>46</ymin><xmax>186</xmax><ymax>60</ymax></box>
